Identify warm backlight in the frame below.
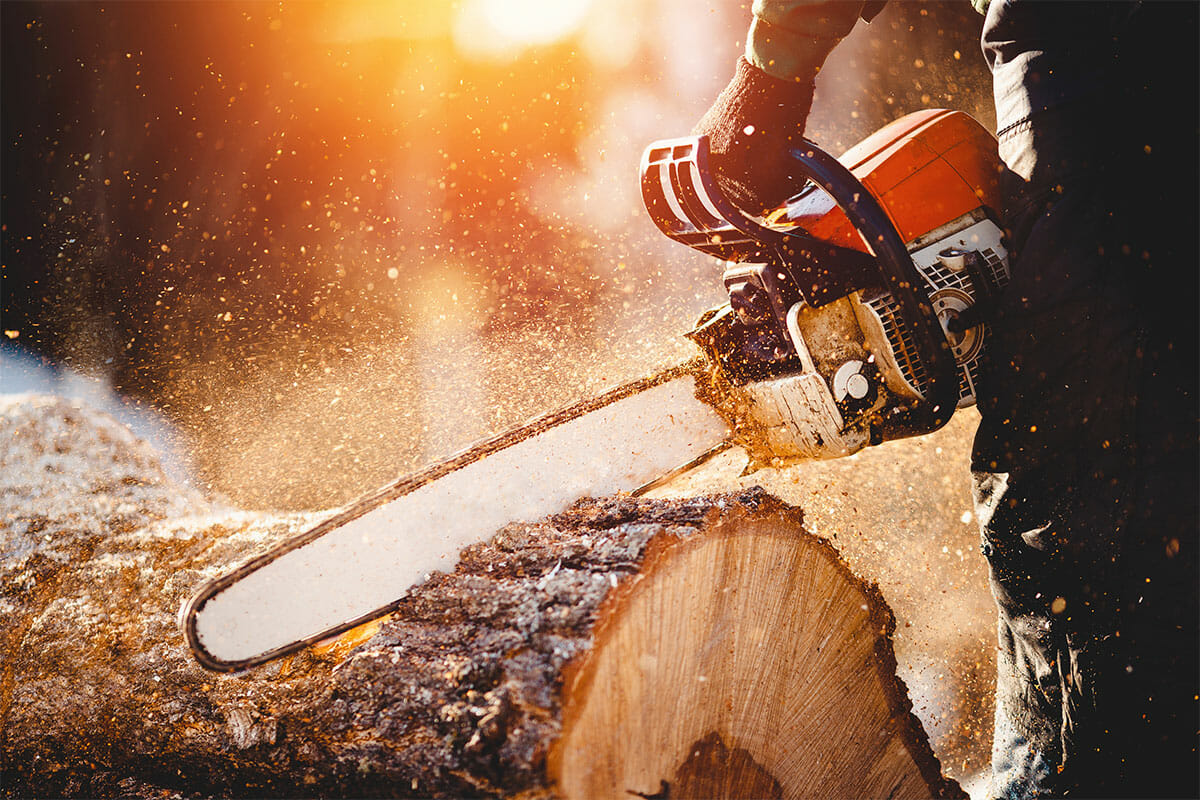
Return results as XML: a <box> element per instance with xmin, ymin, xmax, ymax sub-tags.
<box><xmin>453</xmin><ymin>0</ymin><xmax>594</xmax><ymax>60</ymax></box>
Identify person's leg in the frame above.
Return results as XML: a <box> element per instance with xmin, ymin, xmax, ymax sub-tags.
<box><xmin>974</xmin><ymin>468</ymin><xmax>1065</xmax><ymax>799</ymax></box>
<box><xmin>972</xmin><ymin>116</ymin><xmax>1198</xmax><ymax>797</ymax></box>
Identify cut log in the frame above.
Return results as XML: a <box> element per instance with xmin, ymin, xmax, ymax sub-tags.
<box><xmin>1</xmin><ymin>396</ymin><xmax>963</xmax><ymax>799</ymax></box>
<box><xmin>551</xmin><ymin>510</ymin><xmax>957</xmax><ymax>800</ymax></box>
<box><xmin>647</xmin><ymin>414</ymin><xmax>996</xmax><ymax>785</ymax></box>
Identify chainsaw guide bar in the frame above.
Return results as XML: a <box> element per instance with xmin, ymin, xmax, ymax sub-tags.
<box><xmin>183</xmin><ymin>360</ymin><xmax>730</xmax><ymax>672</ymax></box>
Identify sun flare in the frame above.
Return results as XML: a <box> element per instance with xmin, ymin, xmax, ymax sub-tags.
<box><xmin>454</xmin><ymin>0</ymin><xmax>594</xmax><ymax>60</ymax></box>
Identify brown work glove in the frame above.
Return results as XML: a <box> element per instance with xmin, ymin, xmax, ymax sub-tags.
<box><xmin>692</xmin><ymin>57</ymin><xmax>816</xmax><ymax>215</ymax></box>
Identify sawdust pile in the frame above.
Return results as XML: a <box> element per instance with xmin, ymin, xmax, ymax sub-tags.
<box><xmin>0</xmin><ymin>395</ymin><xmax>314</xmax><ymax>796</ymax></box>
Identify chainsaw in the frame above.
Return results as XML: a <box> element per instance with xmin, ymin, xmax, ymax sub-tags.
<box><xmin>183</xmin><ymin>108</ymin><xmax>1009</xmax><ymax>671</ymax></box>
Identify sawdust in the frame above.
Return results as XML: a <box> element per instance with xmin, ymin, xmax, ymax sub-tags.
<box><xmin>174</xmin><ymin>299</ymin><xmax>710</xmax><ymax>513</ymax></box>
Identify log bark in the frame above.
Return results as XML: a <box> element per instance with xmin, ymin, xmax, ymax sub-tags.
<box><xmin>1</xmin><ymin>396</ymin><xmax>963</xmax><ymax>799</ymax></box>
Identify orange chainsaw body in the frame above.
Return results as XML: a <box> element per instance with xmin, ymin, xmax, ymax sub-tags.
<box><xmin>776</xmin><ymin>109</ymin><xmax>1004</xmax><ymax>251</ymax></box>
<box><xmin>641</xmin><ymin>110</ymin><xmax>1011</xmax><ymax>461</ymax></box>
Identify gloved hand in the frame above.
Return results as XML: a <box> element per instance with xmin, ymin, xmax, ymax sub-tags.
<box><xmin>693</xmin><ymin>57</ymin><xmax>816</xmax><ymax>215</ymax></box>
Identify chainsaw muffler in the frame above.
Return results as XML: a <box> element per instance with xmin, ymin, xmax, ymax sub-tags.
<box><xmin>641</xmin><ymin>109</ymin><xmax>1009</xmax><ymax>461</ymax></box>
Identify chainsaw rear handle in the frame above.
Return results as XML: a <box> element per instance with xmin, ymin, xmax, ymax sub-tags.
<box><xmin>641</xmin><ymin>135</ymin><xmax>959</xmax><ymax>429</ymax></box>
<box><xmin>641</xmin><ymin>136</ymin><xmax>784</xmax><ymax>262</ymax></box>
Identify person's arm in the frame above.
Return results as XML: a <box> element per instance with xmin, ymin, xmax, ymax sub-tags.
<box><xmin>694</xmin><ymin>1</ymin><xmax>883</xmax><ymax>213</ymax></box>
<box><xmin>747</xmin><ymin>0</ymin><xmax>877</xmax><ymax>81</ymax></box>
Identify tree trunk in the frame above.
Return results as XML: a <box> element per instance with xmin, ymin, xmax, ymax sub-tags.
<box><xmin>1</xmin><ymin>396</ymin><xmax>962</xmax><ymax>799</ymax></box>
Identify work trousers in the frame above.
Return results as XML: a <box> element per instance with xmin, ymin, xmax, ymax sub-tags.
<box><xmin>970</xmin><ymin>92</ymin><xmax>1199</xmax><ymax>800</ymax></box>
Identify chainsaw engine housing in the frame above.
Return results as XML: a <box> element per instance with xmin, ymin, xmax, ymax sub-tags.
<box><xmin>641</xmin><ymin>110</ymin><xmax>1010</xmax><ymax>461</ymax></box>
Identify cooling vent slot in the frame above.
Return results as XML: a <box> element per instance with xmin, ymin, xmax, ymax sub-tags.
<box><xmin>863</xmin><ymin>219</ymin><xmax>1009</xmax><ymax>406</ymax></box>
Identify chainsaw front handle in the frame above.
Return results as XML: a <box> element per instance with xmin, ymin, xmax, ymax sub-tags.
<box><xmin>785</xmin><ymin>140</ymin><xmax>960</xmax><ymax>428</ymax></box>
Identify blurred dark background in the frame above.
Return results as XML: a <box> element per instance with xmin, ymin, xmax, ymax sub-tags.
<box><xmin>2</xmin><ymin>0</ymin><xmax>990</xmax><ymax>509</ymax></box>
